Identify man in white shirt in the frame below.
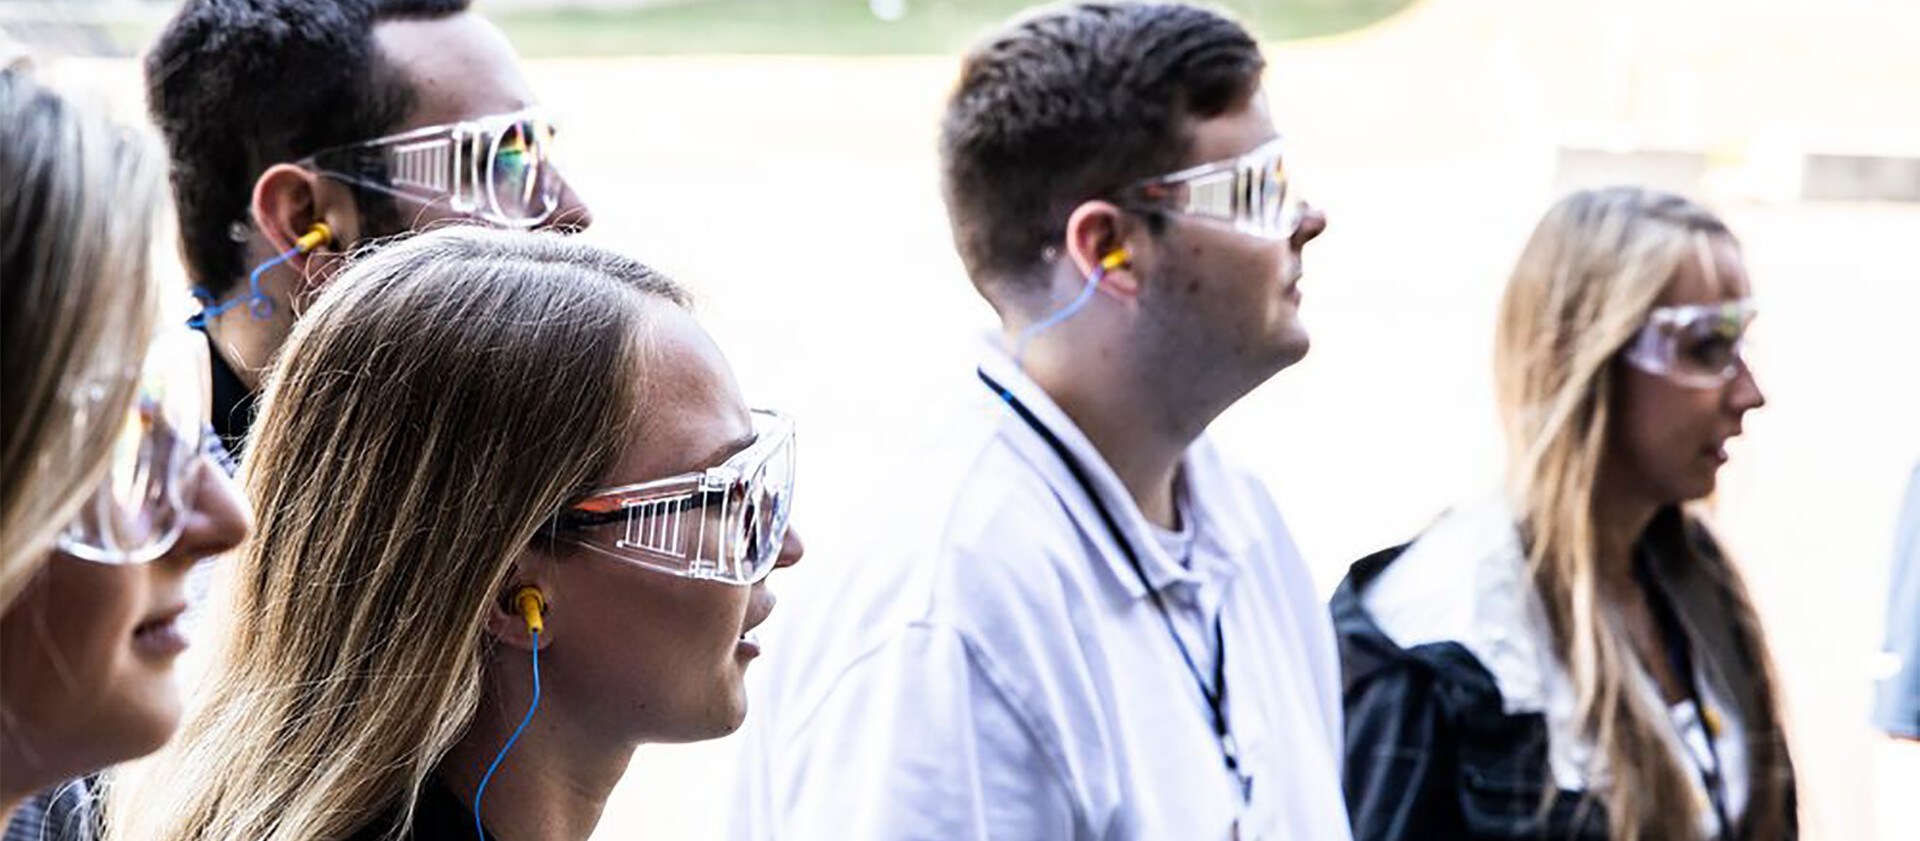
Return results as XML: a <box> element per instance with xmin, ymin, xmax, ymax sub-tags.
<box><xmin>734</xmin><ymin>3</ymin><xmax>1349</xmax><ymax>839</ymax></box>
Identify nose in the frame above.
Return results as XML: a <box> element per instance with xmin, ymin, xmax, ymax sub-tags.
<box><xmin>773</xmin><ymin>525</ymin><xmax>805</xmax><ymax>571</ymax></box>
<box><xmin>159</xmin><ymin>456</ymin><xmax>252</xmax><ymax>570</ymax></box>
<box><xmin>538</xmin><ymin>177</ymin><xmax>594</xmax><ymax>234</ymax></box>
<box><xmin>1290</xmin><ymin>204</ymin><xmax>1327</xmax><ymax>251</ymax></box>
<box><xmin>1727</xmin><ymin>360</ymin><xmax>1766</xmax><ymax>415</ymax></box>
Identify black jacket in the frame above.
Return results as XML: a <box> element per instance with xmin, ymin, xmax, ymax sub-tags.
<box><xmin>1334</xmin><ymin>543</ymin><xmax>1610</xmax><ymax>840</ymax></box>
<box><xmin>344</xmin><ymin>779</ymin><xmax>498</xmax><ymax>841</ymax></box>
<box><xmin>1331</xmin><ymin>507</ymin><xmax>1798</xmax><ymax>841</ymax></box>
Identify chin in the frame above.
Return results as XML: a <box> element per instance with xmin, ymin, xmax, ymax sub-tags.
<box><xmin>1264</xmin><ymin>329</ymin><xmax>1311</xmax><ymax>373</ymax></box>
<box><xmin>655</xmin><ymin>692</ymin><xmax>748</xmax><ymax>744</ymax></box>
<box><xmin>1669</xmin><ymin>473</ymin><xmax>1719</xmax><ymax>504</ymax></box>
<box><xmin>70</xmin><ymin>694</ymin><xmax>185</xmax><ymax>776</ymax></box>
<box><xmin>126</xmin><ymin>686</ymin><xmax>187</xmax><ymax>752</ymax></box>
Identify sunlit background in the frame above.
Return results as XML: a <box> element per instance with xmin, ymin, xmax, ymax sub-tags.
<box><xmin>7</xmin><ymin>0</ymin><xmax>1917</xmax><ymax>838</ymax></box>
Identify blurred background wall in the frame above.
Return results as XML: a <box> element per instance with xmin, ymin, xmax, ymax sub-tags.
<box><xmin>6</xmin><ymin>1</ymin><xmax>1915</xmax><ymax>837</ymax></box>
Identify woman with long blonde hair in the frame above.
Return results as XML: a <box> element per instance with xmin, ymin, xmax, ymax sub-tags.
<box><xmin>1334</xmin><ymin>187</ymin><xmax>1796</xmax><ymax>840</ymax></box>
<box><xmin>1</xmin><ymin>68</ymin><xmax>250</xmax><ymax>834</ymax></box>
<box><xmin>112</xmin><ymin>226</ymin><xmax>804</xmax><ymax>840</ymax></box>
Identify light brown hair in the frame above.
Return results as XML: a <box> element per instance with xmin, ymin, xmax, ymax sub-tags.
<box><xmin>1495</xmin><ymin>186</ymin><xmax>1793</xmax><ymax>839</ymax></box>
<box><xmin>0</xmin><ymin>69</ymin><xmax>164</xmax><ymax>609</ymax></box>
<box><xmin>110</xmin><ymin>227</ymin><xmax>689</xmax><ymax>841</ymax></box>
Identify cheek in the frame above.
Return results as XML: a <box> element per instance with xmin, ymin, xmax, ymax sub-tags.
<box><xmin>557</xmin><ymin>565</ymin><xmax>750</xmax><ymax>738</ymax></box>
<box><xmin>1615</xmin><ymin>376</ymin><xmax>1722</xmax><ymax>485</ymax></box>
<box><xmin>0</xmin><ymin>560</ymin><xmax>175</xmax><ymax>771</ymax></box>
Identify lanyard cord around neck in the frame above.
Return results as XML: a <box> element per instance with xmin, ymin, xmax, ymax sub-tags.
<box><xmin>1633</xmin><ymin>551</ymin><xmax>1736</xmax><ymax>839</ymax></box>
<box><xmin>979</xmin><ymin>369</ymin><xmax>1251</xmax><ymax>802</ymax></box>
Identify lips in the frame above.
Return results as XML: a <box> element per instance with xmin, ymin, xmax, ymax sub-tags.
<box><xmin>131</xmin><ymin>603</ymin><xmax>190</xmax><ymax>658</ymax></box>
<box><xmin>1705</xmin><ymin>428</ymin><xmax>1744</xmax><ymax>462</ymax></box>
<box><xmin>1281</xmin><ymin>271</ymin><xmax>1304</xmax><ymax>302</ymax></box>
<box><xmin>737</xmin><ymin>591</ymin><xmax>776</xmax><ymax>657</ymax></box>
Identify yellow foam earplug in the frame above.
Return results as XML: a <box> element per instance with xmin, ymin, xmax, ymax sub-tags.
<box><xmin>1099</xmin><ymin>249</ymin><xmax>1129</xmax><ymax>271</ymax></box>
<box><xmin>294</xmin><ymin>222</ymin><xmax>332</xmax><ymax>254</ymax></box>
<box><xmin>513</xmin><ymin>587</ymin><xmax>545</xmax><ymax>635</ymax></box>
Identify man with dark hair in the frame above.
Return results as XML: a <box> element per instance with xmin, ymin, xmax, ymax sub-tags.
<box><xmin>735</xmin><ymin>4</ymin><xmax>1347</xmax><ymax>839</ymax></box>
<box><xmin>146</xmin><ymin>0</ymin><xmax>592</xmax><ymax>451</ymax></box>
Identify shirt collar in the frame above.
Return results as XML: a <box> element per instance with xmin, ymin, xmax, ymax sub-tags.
<box><xmin>974</xmin><ymin>338</ymin><xmax>1242</xmax><ymax>598</ymax></box>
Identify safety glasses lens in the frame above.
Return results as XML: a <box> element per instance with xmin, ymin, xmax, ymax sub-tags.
<box><xmin>59</xmin><ymin>332</ymin><xmax>210</xmax><ymax>564</ymax></box>
<box><xmin>489</xmin><ymin>119</ymin><xmax>560</xmax><ymax>225</ymax></box>
<box><xmin>1248</xmin><ymin>147</ymin><xmax>1299</xmax><ymax>239</ymax></box>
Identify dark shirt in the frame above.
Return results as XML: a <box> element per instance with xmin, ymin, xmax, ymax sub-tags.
<box><xmin>3</xmin><ymin>778</ymin><xmax>97</xmax><ymax>841</ymax></box>
<box><xmin>206</xmin><ymin>332</ymin><xmax>258</xmax><ymax>457</ymax></box>
<box><xmin>346</xmin><ymin>778</ymin><xmax>498</xmax><ymax>841</ymax></box>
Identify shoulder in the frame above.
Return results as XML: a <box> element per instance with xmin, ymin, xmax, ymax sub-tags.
<box><xmin>754</xmin><ymin>410</ymin><xmax>1100</xmax><ymax>711</ymax></box>
<box><xmin>1335</xmin><ymin>496</ymin><xmax>1560</xmax><ymax>715</ymax></box>
<box><xmin>1361</xmin><ymin>496</ymin><xmax>1527</xmax><ymax>649</ymax></box>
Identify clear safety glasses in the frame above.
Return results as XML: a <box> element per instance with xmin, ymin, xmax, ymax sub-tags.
<box><xmin>1622</xmin><ymin>299</ymin><xmax>1757</xmax><ymax>389</ymax></box>
<box><xmin>300</xmin><ymin>108</ymin><xmax>567</xmax><ymax>229</ymax></box>
<box><xmin>57</xmin><ymin>329</ymin><xmax>215</xmax><ymax>564</ymax></box>
<box><xmin>553</xmin><ymin>410</ymin><xmax>795</xmax><ymax>586</ymax></box>
<box><xmin>1118</xmin><ymin>136</ymin><xmax>1307</xmax><ymax>241</ymax></box>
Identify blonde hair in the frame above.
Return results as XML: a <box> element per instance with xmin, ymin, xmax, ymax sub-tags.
<box><xmin>109</xmin><ymin>227</ymin><xmax>689</xmax><ymax>841</ymax></box>
<box><xmin>1494</xmin><ymin>186</ymin><xmax>1792</xmax><ymax>839</ymax></box>
<box><xmin>0</xmin><ymin>69</ymin><xmax>164</xmax><ymax>609</ymax></box>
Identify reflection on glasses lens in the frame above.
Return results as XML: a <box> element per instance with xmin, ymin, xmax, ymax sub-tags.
<box><xmin>490</xmin><ymin>120</ymin><xmax>557</xmax><ymax>223</ymax></box>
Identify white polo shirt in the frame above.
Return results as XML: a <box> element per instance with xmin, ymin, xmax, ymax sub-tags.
<box><xmin>732</xmin><ymin>345</ymin><xmax>1351</xmax><ymax>841</ymax></box>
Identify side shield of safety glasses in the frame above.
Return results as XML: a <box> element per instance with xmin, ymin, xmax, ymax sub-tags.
<box><xmin>57</xmin><ymin>329</ymin><xmax>213</xmax><ymax>564</ymax></box>
<box><xmin>1123</xmin><ymin>136</ymin><xmax>1306</xmax><ymax>240</ymax></box>
<box><xmin>300</xmin><ymin>108</ymin><xmax>564</xmax><ymax>229</ymax></box>
<box><xmin>556</xmin><ymin>411</ymin><xmax>795</xmax><ymax>586</ymax></box>
<box><xmin>1622</xmin><ymin>299</ymin><xmax>1757</xmax><ymax>389</ymax></box>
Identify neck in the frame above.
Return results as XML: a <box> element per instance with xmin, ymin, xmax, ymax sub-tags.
<box><xmin>202</xmin><ymin>251</ymin><xmax>306</xmax><ymax>392</ymax></box>
<box><xmin>438</xmin><ymin>678</ymin><xmax>632</xmax><ymax>841</ymax></box>
<box><xmin>1</xmin><ymin>798</ymin><xmax>20</xmax><ymax>830</ymax></box>
<box><xmin>203</xmin><ymin>315</ymin><xmax>277</xmax><ymax>393</ymax></box>
<box><xmin>1009</xmin><ymin>323</ymin><xmax>1231</xmax><ymax>529</ymax></box>
<box><xmin>1592</xmin><ymin>476</ymin><xmax>1663</xmax><ymax>596</ymax></box>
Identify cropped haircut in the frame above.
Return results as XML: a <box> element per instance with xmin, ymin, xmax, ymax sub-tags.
<box><xmin>145</xmin><ymin>0</ymin><xmax>469</xmax><ymax>295</ymax></box>
<box><xmin>940</xmin><ymin>1</ymin><xmax>1264</xmax><ymax>293</ymax></box>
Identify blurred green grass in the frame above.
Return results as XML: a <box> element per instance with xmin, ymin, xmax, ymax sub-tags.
<box><xmin>496</xmin><ymin>0</ymin><xmax>1415</xmax><ymax>56</ymax></box>
<box><xmin>92</xmin><ymin>0</ymin><xmax>1413</xmax><ymax>58</ymax></box>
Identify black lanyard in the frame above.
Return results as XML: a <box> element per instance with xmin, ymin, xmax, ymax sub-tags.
<box><xmin>980</xmin><ymin>369</ymin><xmax>1252</xmax><ymax>804</ymax></box>
<box><xmin>1633</xmin><ymin>551</ymin><xmax>1736</xmax><ymax>839</ymax></box>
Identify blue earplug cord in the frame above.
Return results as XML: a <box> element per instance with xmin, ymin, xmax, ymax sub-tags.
<box><xmin>472</xmin><ymin>631</ymin><xmax>541</xmax><ymax>840</ymax></box>
<box><xmin>1013</xmin><ymin>264</ymin><xmax>1107</xmax><ymax>367</ymax></box>
<box><xmin>187</xmin><ymin>244</ymin><xmax>298</xmax><ymax>330</ymax></box>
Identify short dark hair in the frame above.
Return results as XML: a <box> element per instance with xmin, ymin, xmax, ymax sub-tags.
<box><xmin>940</xmin><ymin>2</ymin><xmax>1265</xmax><ymax>291</ymax></box>
<box><xmin>145</xmin><ymin>0</ymin><xmax>470</xmax><ymax>295</ymax></box>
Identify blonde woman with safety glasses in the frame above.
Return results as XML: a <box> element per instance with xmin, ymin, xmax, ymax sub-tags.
<box><xmin>0</xmin><ymin>69</ymin><xmax>251</xmax><ymax>838</ymax></box>
<box><xmin>1334</xmin><ymin>187</ymin><xmax>1797</xmax><ymax>841</ymax></box>
<box><xmin>111</xmin><ymin>227</ymin><xmax>804</xmax><ymax>841</ymax></box>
